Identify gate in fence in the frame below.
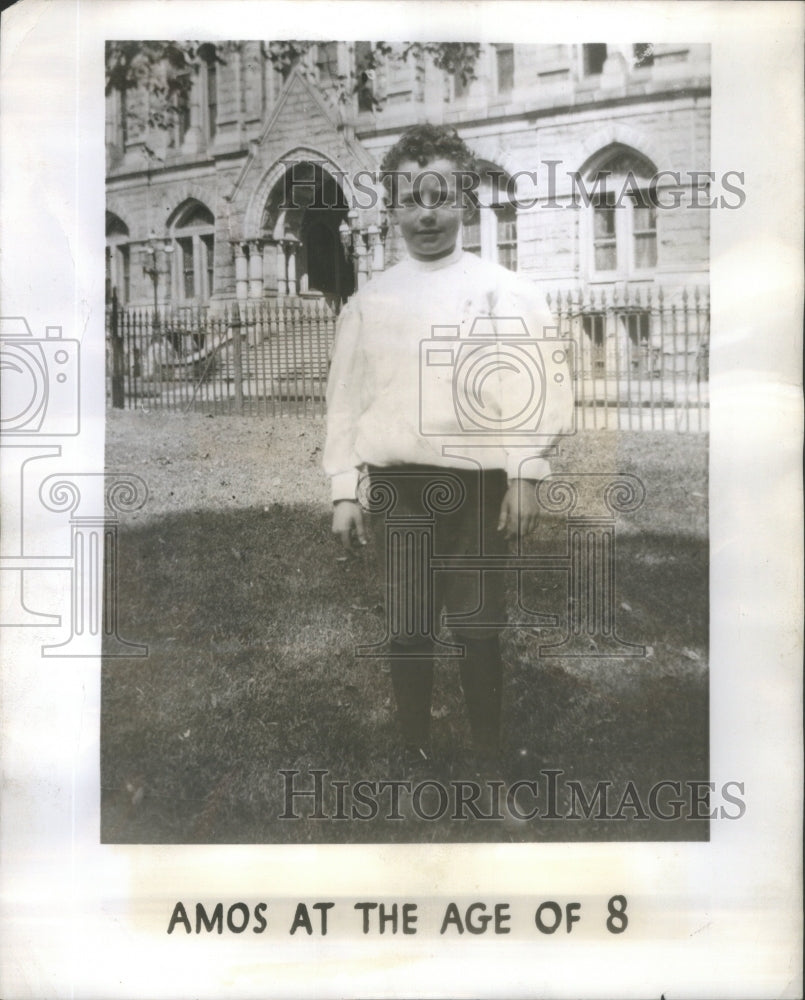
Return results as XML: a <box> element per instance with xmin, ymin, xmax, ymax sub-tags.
<box><xmin>107</xmin><ymin>285</ymin><xmax>709</xmax><ymax>431</ymax></box>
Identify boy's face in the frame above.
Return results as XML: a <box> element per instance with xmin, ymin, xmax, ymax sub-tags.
<box><xmin>392</xmin><ymin>158</ymin><xmax>465</xmax><ymax>261</ymax></box>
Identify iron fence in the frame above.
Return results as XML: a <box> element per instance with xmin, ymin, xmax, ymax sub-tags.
<box><xmin>107</xmin><ymin>285</ymin><xmax>709</xmax><ymax>431</ymax></box>
<box><xmin>547</xmin><ymin>285</ymin><xmax>709</xmax><ymax>432</ymax></box>
<box><xmin>107</xmin><ymin>296</ymin><xmax>337</xmax><ymax>417</ymax></box>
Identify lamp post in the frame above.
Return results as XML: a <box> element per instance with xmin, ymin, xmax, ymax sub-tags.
<box><xmin>141</xmin><ymin>233</ymin><xmax>174</xmax><ymax>330</ymax></box>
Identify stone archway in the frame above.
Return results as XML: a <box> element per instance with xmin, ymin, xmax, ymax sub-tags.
<box><xmin>258</xmin><ymin>160</ymin><xmax>355</xmax><ymax>305</ymax></box>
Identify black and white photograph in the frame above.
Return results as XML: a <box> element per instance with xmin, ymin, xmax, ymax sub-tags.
<box><xmin>0</xmin><ymin>1</ymin><xmax>801</xmax><ymax>997</ymax></box>
<box><xmin>100</xmin><ymin>38</ymin><xmax>714</xmax><ymax>845</ymax></box>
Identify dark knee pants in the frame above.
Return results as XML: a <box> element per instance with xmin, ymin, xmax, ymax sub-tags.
<box><xmin>366</xmin><ymin>464</ymin><xmax>509</xmax><ymax>645</ymax></box>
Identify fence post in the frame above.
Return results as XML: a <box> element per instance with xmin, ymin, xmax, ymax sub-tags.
<box><xmin>110</xmin><ymin>290</ymin><xmax>125</xmax><ymax>409</ymax></box>
<box><xmin>231</xmin><ymin>301</ymin><xmax>244</xmax><ymax>413</ymax></box>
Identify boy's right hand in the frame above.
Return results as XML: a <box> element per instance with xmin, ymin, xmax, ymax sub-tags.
<box><xmin>332</xmin><ymin>500</ymin><xmax>367</xmax><ymax>551</ymax></box>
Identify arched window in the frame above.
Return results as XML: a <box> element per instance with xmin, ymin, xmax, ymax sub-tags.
<box><xmin>105</xmin><ymin>211</ymin><xmax>131</xmax><ymax>302</ymax></box>
<box><xmin>168</xmin><ymin>200</ymin><xmax>215</xmax><ymax>304</ymax></box>
<box><xmin>461</xmin><ymin>161</ymin><xmax>518</xmax><ymax>271</ymax></box>
<box><xmin>581</xmin><ymin>146</ymin><xmax>658</xmax><ymax>279</ymax></box>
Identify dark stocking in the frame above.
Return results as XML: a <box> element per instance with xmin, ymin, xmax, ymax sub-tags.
<box><xmin>389</xmin><ymin>644</ymin><xmax>434</xmax><ymax>749</ymax></box>
<box><xmin>459</xmin><ymin>635</ymin><xmax>503</xmax><ymax>757</ymax></box>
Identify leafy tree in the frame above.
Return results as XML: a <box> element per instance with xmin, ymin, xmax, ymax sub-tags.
<box><xmin>105</xmin><ymin>40</ymin><xmax>482</xmax><ymax>141</ymax></box>
<box><xmin>106</xmin><ymin>41</ymin><xmax>198</xmax><ymax>131</ymax></box>
<box><xmin>404</xmin><ymin>42</ymin><xmax>481</xmax><ymax>87</ymax></box>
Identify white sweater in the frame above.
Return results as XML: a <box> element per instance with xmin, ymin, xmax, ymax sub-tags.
<box><xmin>324</xmin><ymin>246</ymin><xmax>572</xmax><ymax>502</ymax></box>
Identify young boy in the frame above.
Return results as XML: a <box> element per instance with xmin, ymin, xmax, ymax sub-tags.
<box><xmin>324</xmin><ymin>124</ymin><xmax>569</xmax><ymax>768</ymax></box>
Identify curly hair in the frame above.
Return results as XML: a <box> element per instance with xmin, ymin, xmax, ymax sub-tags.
<box><xmin>380</xmin><ymin>123</ymin><xmax>478</xmax><ymax>175</ymax></box>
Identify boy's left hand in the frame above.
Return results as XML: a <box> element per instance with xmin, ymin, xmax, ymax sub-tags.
<box><xmin>497</xmin><ymin>479</ymin><xmax>539</xmax><ymax>540</ymax></box>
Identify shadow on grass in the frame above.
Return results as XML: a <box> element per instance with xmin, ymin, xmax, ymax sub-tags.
<box><xmin>102</xmin><ymin>504</ymin><xmax>708</xmax><ymax>844</ymax></box>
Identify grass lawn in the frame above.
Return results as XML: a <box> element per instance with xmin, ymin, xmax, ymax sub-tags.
<box><xmin>102</xmin><ymin>412</ymin><xmax>708</xmax><ymax>844</ymax></box>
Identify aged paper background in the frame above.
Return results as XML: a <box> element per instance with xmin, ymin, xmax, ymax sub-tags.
<box><xmin>1</xmin><ymin>0</ymin><xmax>802</xmax><ymax>997</ymax></box>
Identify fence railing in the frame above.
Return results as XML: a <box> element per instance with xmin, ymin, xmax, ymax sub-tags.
<box><xmin>547</xmin><ymin>285</ymin><xmax>709</xmax><ymax>432</ymax></box>
<box><xmin>107</xmin><ymin>285</ymin><xmax>709</xmax><ymax>431</ymax></box>
<box><xmin>107</xmin><ymin>297</ymin><xmax>337</xmax><ymax>418</ymax></box>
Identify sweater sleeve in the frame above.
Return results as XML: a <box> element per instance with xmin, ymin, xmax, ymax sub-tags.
<box><xmin>323</xmin><ymin>298</ymin><xmax>365</xmax><ymax>501</ymax></box>
<box><xmin>491</xmin><ymin>278</ymin><xmax>572</xmax><ymax>482</ymax></box>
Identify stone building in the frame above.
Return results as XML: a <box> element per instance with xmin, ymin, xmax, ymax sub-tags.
<box><xmin>106</xmin><ymin>41</ymin><xmax>711</xmax><ymax>319</ymax></box>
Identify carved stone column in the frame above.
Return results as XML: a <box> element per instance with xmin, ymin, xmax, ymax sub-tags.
<box><xmin>262</xmin><ymin>239</ymin><xmax>278</xmax><ymax>295</ymax></box>
<box><xmin>234</xmin><ymin>242</ymin><xmax>248</xmax><ymax>301</ymax></box>
<box><xmin>248</xmin><ymin>239</ymin><xmax>264</xmax><ymax>299</ymax></box>
<box><xmin>276</xmin><ymin>243</ymin><xmax>286</xmax><ymax>296</ymax></box>
<box><xmin>355</xmin><ymin>240</ymin><xmax>368</xmax><ymax>288</ymax></box>
<box><xmin>285</xmin><ymin>241</ymin><xmax>298</xmax><ymax>296</ymax></box>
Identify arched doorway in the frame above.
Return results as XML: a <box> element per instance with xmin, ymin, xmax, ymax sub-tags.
<box><xmin>261</xmin><ymin>161</ymin><xmax>354</xmax><ymax>305</ymax></box>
